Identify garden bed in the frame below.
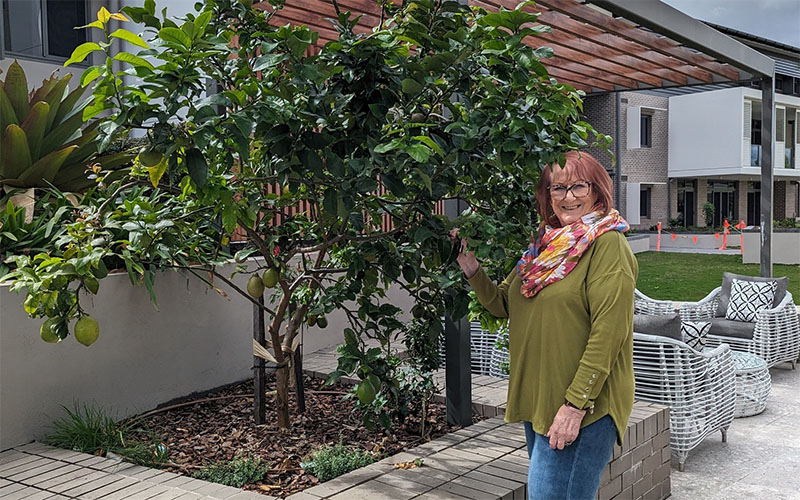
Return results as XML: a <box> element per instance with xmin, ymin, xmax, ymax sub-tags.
<box><xmin>130</xmin><ymin>374</ymin><xmax>484</xmax><ymax>499</ymax></box>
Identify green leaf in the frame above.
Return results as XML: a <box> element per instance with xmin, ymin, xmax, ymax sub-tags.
<box><xmin>0</xmin><ymin>124</ymin><xmax>32</xmax><ymax>180</ymax></box>
<box><xmin>252</xmin><ymin>53</ymin><xmax>288</xmax><ymax>72</ymax></box>
<box><xmin>64</xmin><ymin>42</ymin><xmax>102</xmax><ymax>67</ymax></box>
<box><xmin>80</xmin><ymin>65</ymin><xmax>103</xmax><ymax>88</ymax></box>
<box><xmin>110</xmin><ymin>28</ymin><xmax>149</xmax><ymax>48</ymax></box>
<box><xmin>158</xmin><ymin>27</ymin><xmax>191</xmax><ymax>47</ymax></box>
<box><xmin>185</xmin><ymin>147</ymin><xmax>208</xmax><ymax>188</ymax></box>
<box><xmin>194</xmin><ymin>10</ymin><xmax>213</xmax><ymax>36</ymax></box>
<box><xmin>405</xmin><ymin>143</ymin><xmax>431</xmax><ymax>163</ymax></box>
<box><xmin>298</xmin><ymin>149</ymin><xmax>323</xmax><ymax>176</ymax></box>
<box><xmin>20</xmin><ymin>101</ymin><xmax>49</xmax><ymax>160</ymax></box>
<box><xmin>401</xmin><ymin>78</ymin><xmax>423</xmax><ymax>96</ymax></box>
<box><xmin>147</xmin><ymin>156</ymin><xmax>168</xmax><ymax>187</ymax></box>
<box><xmin>413</xmin><ymin>135</ymin><xmax>443</xmax><ymax>156</ymax></box>
<box><xmin>143</xmin><ymin>266</ymin><xmax>158</xmax><ymax>309</ymax></box>
<box><xmin>113</xmin><ymin>52</ymin><xmax>155</xmax><ymax>70</ymax></box>
<box><xmin>221</xmin><ymin>203</ymin><xmax>238</xmax><ymax>234</ymax></box>
<box><xmin>4</xmin><ymin>61</ymin><xmax>29</xmax><ymax>122</ymax></box>
<box><xmin>84</xmin><ymin>276</ymin><xmax>100</xmax><ymax>294</ymax></box>
<box><xmin>0</xmin><ymin>86</ymin><xmax>20</xmax><ymax>134</ymax></box>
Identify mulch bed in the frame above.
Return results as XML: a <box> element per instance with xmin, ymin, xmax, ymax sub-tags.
<box><xmin>133</xmin><ymin>374</ymin><xmax>485</xmax><ymax>498</ymax></box>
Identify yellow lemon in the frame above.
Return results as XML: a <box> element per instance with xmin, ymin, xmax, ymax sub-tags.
<box><xmin>74</xmin><ymin>315</ymin><xmax>100</xmax><ymax>346</ymax></box>
<box><xmin>262</xmin><ymin>268</ymin><xmax>279</xmax><ymax>288</ymax></box>
<box><xmin>246</xmin><ymin>274</ymin><xmax>265</xmax><ymax>298</ymax></box>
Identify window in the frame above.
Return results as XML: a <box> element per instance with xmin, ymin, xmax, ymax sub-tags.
<box><xmin>640</xmin><ymin>114</ymin><xmax>652</xmax><ymax>148</ymax></box>
<box><xmin>640</xmin><ymin>186</ymin><xmax>651</xmax><ymax>218</ymax></box>
<box><xmin>2</xmin><ymin>0</ymin><xmax>87</xmax><ymax>63</ymax></box>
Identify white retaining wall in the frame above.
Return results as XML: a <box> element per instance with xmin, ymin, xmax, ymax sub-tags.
<box><xmin>743</xmin><ymin>232</ymin><xmax>800</xmax><ymax>265</ymax></box>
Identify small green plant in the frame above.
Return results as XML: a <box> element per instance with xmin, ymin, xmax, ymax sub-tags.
<box><xmin>45</xmin><ymin>402</ymin><xmax>167</xmax><ymax>467</ymax></box>
<box><xmin>302</xmin><ymin>441</ymin><xmax>375</xmax><ymax>482</ymax></box>
<box><xmin>192</xmin><ymin>454</ymin><xmax>270</xmax><ymax>488</ymax></box>
<box><xmin>702</xmin><ymin>202</ymin><xmax>715</xmax><ymax>227</ymax></box>
<box><xmin>493</xmin><ymin>326</ymin><xmax>510</xmax><ymax>375</ymax></box>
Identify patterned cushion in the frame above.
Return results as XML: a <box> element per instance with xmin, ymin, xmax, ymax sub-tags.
<box><xmin>681</xmin><ymin>321</ymin><xmax>711</xmax><ymax>349</ymax></box>
<box><xmin>725</xmin><ymin>279</ymin><xmax>778</xmax><ymax>323</ymax></box>
<box><xmin>716</xmin><ymin>273</ymin><xmax>788</xmax><ymax>317</ymax></box>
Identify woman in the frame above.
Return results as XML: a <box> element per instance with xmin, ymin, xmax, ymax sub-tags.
<box><xmin>455</xmin><ymin>151</ymin><xmax>637</xmax><ymax>500</ymax></box>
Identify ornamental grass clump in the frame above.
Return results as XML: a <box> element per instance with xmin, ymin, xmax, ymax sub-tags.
<box><xmin>192</xmin><ymin>454</ymin><xmax>270</xmax><ymax>488</ymax></box>
<box><xmin>45</xmin><ymin>402</ymin><xmax>168</xmax><ymax>467</ymax></box>
<box><xmin>302</xmin><ymin>441</ymin><xmax>375</xmax><ymax>482</ymax></box>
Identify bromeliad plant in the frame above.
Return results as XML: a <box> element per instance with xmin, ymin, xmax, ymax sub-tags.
<box><xmin>5</xmin><ymin>0</ymin><xmax>610</xmax><ymax>431</ymax></box>
<box><xmin>0</xmin><ymin>61</ymin><xmax>132</xmax><ymax>192</ymax></box>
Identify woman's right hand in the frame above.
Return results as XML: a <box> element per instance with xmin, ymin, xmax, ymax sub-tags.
<box><xmin>450</xmin><ymin>228</ymin><xmax>479</xmax><ymax>279</ymax></box>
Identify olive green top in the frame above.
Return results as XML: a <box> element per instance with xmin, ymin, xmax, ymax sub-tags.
<box><xmin>467</xmin><ymin>231</ymin><xmax>637</xmax><ymax>443</ymax></box>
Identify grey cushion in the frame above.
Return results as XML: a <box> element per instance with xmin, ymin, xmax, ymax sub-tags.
<box><xmin>708</xmin><ymin>318</ymin><xmax>756</xmax><ymax>339</ymax></box>
<box><xmin>634</xmin><ymin>313</ymin><xmax>683</xmax><ymax>342</ymax></box>
<box><xmin>716</xmin><ymin>272</ymin><xmax>788</xmax><ymax>317</ymax></box>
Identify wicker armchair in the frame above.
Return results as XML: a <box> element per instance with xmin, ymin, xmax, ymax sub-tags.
<box><xmin>679</xmin><ymin>288</ymin><xmax>800</xmax><ymax>369</ymax></box>
<box><xmin>438</xmin><ymin>322</ymin><xmax>499</xmax><ymax>375</ymax></box>
<box><xmin>633</xmin><ymin>332</ymin><xmax>736</xmax><ymax>471</ymax></box>
<box><xmin>635</xmin><ymin>289</ymin><xmax>676</xmax><ymax>315</ymax></box>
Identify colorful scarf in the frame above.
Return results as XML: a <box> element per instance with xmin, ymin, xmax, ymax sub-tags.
<box><xmin>516</xmin><ymin>208</ymin><xmax>629</xmax><ymax>298</ymax></box>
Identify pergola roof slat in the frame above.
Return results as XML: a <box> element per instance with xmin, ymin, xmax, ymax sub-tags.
<box><xmin>534</xmin><ymin>0</ymin><xmax>740</xmax><ymax>81</ymax></box>
<box><xmin>532</xmin><ymin>9</ymin><xmax>714</xmax><ymax>83</ymax></box>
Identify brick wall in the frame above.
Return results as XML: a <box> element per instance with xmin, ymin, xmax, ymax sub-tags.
<box><xmin>597</xmin><ymin>404</ymin><xmax>671</xmax><ymax>500</ymax></box>
<box><xmin>787</xmin><ymin>181</ymin><xmax>799</xmax><ymax>219</ymax></box>
<box><xmin>582</xmin><ymin>92</ymin><xmax>670</xmax><ymax>229</ymax></box>
<box><xmin>737</xmin><ymin>184</ymin><xmax>748</xmax><ymax>226</ymax></box>
<box><xmin>696</xmin><ymin>180</ymin><xmax>709</xmax><ymax>227</ymax></box>
<box><xmin>774</xmin><ymin>181</ymin><xmax>787</xmax><ymax>221</ymax></box>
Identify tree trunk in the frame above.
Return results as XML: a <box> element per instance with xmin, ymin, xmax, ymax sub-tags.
<box><xmin>275</xmin><ymin>364</ymin><xmax>291</xmax><ymax>430</ymax></box>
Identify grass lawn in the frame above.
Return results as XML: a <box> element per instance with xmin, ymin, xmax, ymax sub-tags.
<box><xmin>635</xmin><ymin>251</ymin><xmax>800</xmax><ymax>302</ymax></box>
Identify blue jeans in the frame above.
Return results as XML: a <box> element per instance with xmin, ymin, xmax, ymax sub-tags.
<box><xmin>524</xmin><ymin>415</ymin><xmax>616</xmax><ymax>500</ymax></box>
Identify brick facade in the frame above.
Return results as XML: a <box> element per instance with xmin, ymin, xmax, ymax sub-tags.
<box><xmin>787</xmin><ymin>181</ymin><xmax>799</xmax><ymax>219</ymax></box>
<box><xmin>774</xmin><ymin>181</ymin><xmax>787</xmax><ymax>221</ymax></box>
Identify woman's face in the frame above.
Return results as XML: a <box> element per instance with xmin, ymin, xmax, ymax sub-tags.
<box><xmin>548</xmin><ymin>166</ymin><xmax>598</xmax><ymax>227</ymax></box>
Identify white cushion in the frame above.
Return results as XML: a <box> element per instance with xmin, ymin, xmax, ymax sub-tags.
<box><xmin>681</xmin><ymin>321</ymin><xmax>711</xmax><ymax>349</ymax></box>
<box><xmin>725</xmin><ymin>279</ymin><xmax>777</xmax><ymax>323</ymax></box>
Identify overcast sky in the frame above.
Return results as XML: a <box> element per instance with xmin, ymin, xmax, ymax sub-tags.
<box><xmin>662</xmin><ymin>0</ymin><xmax>800</xmax><ymax>48</ymax></box>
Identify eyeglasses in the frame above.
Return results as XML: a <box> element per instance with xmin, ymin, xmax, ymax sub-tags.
<box><xmin>549</xmin><ymin>182</ymin><xmax>592</xmax><ymax>200</ymax></box>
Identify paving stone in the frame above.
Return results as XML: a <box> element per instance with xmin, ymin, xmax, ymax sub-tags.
<box><xmin>118</xmin><ymin>483</ymin><xmax>172</xmax><ymax>499</ymax></box>
<box><xmin>429</xmin><ymin>482</ymin><xmax>486</xmax><ymax>500</ymax></box>
<box><xmin>61</xmin><ymin>472</ymin><xmax>128</xmax><ymax>497</ymax></box>
<box><xmin>48</xmin><ymin>469</ymin><xmax>110</xmax><ymax>493</ymax></box>
<box><xmin>462</xmin><ymin>469</ymin><xmax>524</xmax><ymax>491</ymax></box>
<box><xmin>284</xmin><ymin>491</ymin><xmax>322</xmax><ymax>499</ymax></box>
<box><xmin>0</xmin><ymin>454</ymin><xmax>49</xmax><ymax>474</ymax></box>
<box><xmin>8</xmin><ymin>488</ymin><xmax>55</xmax><ymax>500</ymax></box>
<box><xmin>413</xmin><ymin>489</ymin><xmax>472</xmax><ymax>500</ymax></box>
<box><xmin>190</xmin><ymin>482</ymin><xmax>243</xmax><ymax>499</ymax></box>
<box><xmin>0</xmin><ymin>482</ymin><xmax>28</xmax><ymax>496</ymax></box>
<box><xmin>329</xmin><ymin>479</ymin><xmax>417</xmax><ymax>500</ymax></box>
<box><xmin>13</xmin><ymin>442</ymin><xmax>55</xmax><ymax>454</ymax></box>
<box><xmin>2</xmin><ymin>457</ymin><xmax>59</xmax><ymax>479</ymax></box>
<box><xmin>21</xmin><ymin>463</ymin><xmax>81</xmax><ymax>488</ymax></box>
<box><xmin>451</xmin><ymin>473</ymin><xmax>514</xmax><ymax>498</ymax></box>
<box><xmin>391</xmin><ymin>466</ymin><xmax>458</xmax><ymax>489</ymax></box>
<box><xmin>373</xmin><ymin>470</ymin><xmax>434</xmax><ymax>495</ymax></box>
<box><xmin>0</xmin><ymin>478</ymin><xmax>10</xmax><ymax>489</ymax></box>
<box><xmin>171</xmin><ymin>493</ymin><xmax>203</xmax><ymax>500</ymax></box>
<box><xmin>35</xmin><ymin>447</ymin><xmax>91</xmax><ymax>463</ymax></box>
<box><xmin>476</xmin><ymin>463</ymin><xmax>528</xmax><ymax>485</ymax></box>
<box><xmin>80</xmin><ymin>476</ymin><xmax>142</xmax><ymax>500</ymax></box>
<box><xmin>96</xmin><ymin>480</ymin><xmax>164</xmax><ymax>500</ymax></box>
<box><xmin>224</xmin><ymin>491</ymin><xmax>277</xmax><ymax>500</ymax></box>
<box><xmin>159</xmin><ymin>474</ymin><xmax>199</xmax><ymax>490</ymax></box>
<box><xmin>0</xmin><ymin>484</ymin><xmax>51</xmax><ymax>499</ymax></box>
<box><xmin>0</xmin><ymin>450</ymin><xmax>30</xmax><ymax>465</ymax></box>
<box><xmin>146</xmin><ymin>488</ymin><xmax>191</xmax><ymax>500</ymax></box>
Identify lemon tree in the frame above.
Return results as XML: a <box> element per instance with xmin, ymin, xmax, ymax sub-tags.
<box><xmin>5</xmin><ymin>0</ymin><xmax>607</xmax><ymax>430</ymax></box>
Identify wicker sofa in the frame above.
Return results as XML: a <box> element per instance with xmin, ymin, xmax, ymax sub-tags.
<box><xmin>678</xmin><ymin>273</ymin><xmax>799</xmax><ymax>369</ymax></box>
<box><xmin>632</xmin><ymin>330</ymin><xmax>736</xmax><ymax>471</ymax></box>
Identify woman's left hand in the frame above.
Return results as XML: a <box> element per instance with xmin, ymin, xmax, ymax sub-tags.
<box><xmin>545</xmin><ymin>404</ymin><xmax>586</xmax><ymax>450</ymax></box>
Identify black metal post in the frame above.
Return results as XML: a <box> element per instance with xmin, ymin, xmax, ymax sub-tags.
<box><xmin>760</xmin><ymin>76</ymin><xmax>774</xmax><ymax>277</ymax></box>
<box><xmin>253</xmin><ymin>296</ymin><xmax>266</xmax><ymax>424</ymax></box>
<box><xmin>443</xmin><ymin>198</ymin><xmax>472</xmax><ymax>427</ymax></box>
